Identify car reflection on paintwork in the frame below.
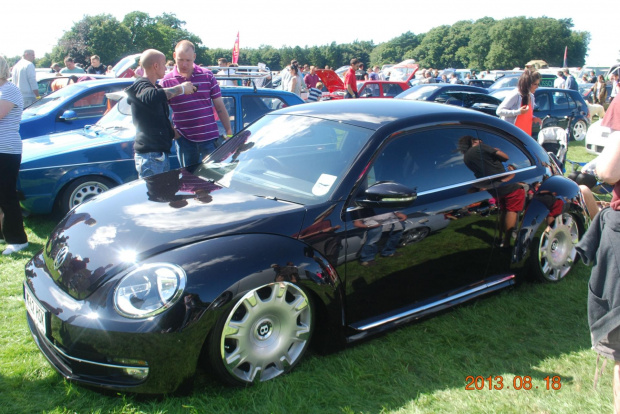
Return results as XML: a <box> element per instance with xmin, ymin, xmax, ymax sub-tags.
<box><xmin>17</xmin><ymin>87</ymin><xmax>304</xmax><ymax>216</ymax></box>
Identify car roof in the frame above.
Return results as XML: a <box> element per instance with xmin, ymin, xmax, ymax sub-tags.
<box><xmin>272</xmin><ymin>99</ymin><xmax>500</xmax><ymax>130</ymax></box>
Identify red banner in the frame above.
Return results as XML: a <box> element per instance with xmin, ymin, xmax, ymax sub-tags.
<box><xmin>232</xmin><ymin>32</ymin><xmax>240</xmax><ymax>64</ymax></box>
<box><xmin>563</xmin><ymin>46</ymin><xmax>567</xmax><ymax>68</ymax></box>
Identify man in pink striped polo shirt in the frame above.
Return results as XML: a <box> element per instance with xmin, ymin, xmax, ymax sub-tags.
<box><xmin>161</xmin><ymin>40</ymin><xmax>233</xmax><ymax>167</ymax></box>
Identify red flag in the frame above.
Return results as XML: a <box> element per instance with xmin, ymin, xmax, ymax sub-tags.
<box><xmin>562</xmin><ymin>46</ymin><xmax>567</xmax><ymax>68</ymax></box>
<box><xmin>232</xmin><ymin>32</ymin><xmax>240</xmax><ymax>64</ymax></box>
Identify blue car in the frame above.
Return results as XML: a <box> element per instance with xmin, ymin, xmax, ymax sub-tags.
<box><xmin>19</xmin><ymin>78</ymin><xmax>134</xmax><ymax>139</ymax></box>
<box><xmin>18</xmin><ymin>86</ymin><xmax>305</xmax><ymax>215</ymax></box>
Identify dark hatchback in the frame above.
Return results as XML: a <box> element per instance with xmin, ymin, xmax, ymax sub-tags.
<box><xmin>490</xmin><ymin>87</ymin><xmax>591</xmax><ymax>141</ymax></box>
<box><xmin>24</xmin><ymin>100</ymin><xmax>589</xmax><ymax>394</ymax></box>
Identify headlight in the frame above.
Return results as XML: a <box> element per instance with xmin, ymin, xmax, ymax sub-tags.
<box><xmin>114</xmin><ymin>263</ymin><xmax>186</xmax><ymax>318</ymax></box>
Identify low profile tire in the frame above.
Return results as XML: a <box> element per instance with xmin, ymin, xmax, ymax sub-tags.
<box><xmin>531</xmin><ymin>213</ymin><xmax>579</xmax><ymax>282</ymax></box>
<box><xmin>59</xmin><ymin>176</ymin><xmax>115</xmax><ymax>215</ymax></box>
<box><xmin>208</xmin><ymin>282</ymin><xmax>313</xmax><ymax>386</ymax></box>
<box><xmin>572</xmin><ymin>120</ymin><xmax>587</xmax><ymax>141</ymax></box>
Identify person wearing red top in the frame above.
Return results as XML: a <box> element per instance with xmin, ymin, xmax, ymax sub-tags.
<box><xmin>344</xmin><ymin>58</ymin><xmax>360</xmax><ymax>99</ymax></box>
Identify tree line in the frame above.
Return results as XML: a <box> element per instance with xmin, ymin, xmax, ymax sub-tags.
<box><xmin>5</xmin><ymin>13</ymin><xmax>591</xmax><ymax>72</ymax></box>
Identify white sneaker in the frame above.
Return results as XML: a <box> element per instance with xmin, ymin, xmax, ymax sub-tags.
<box><xmin>2</xmin><ymin>243</ymin><xmax>29</xmax><ymax>255</ymax></box>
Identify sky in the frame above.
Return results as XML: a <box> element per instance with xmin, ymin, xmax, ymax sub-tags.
<box><xmin>3</xmin><ymin>0</ymin><xmax>618</xmax><ymax>67</ymax></box>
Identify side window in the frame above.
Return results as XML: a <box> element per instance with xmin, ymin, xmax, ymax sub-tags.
<box><xmin>477</xmin><ymin>130</ymin><xmax>532</xmax><ymax>171</ymax></box>
<box><xmin>552</xmin><ymin>92</ymin><xmax>569</xmax><ymax>110</ymax></box>
<box><xmin>360</xmin><ymin>84</ymin><xmax>379</xmax><ymax>97</ymax></box>
<box><xmin>566</xmin><ymin>93</ymin><xmax>577</xmax><ymax>109</ymax></box>
<box><xmin>215</xmin><ymin>96</ymin><xmax>236</xmax><ymax>135</ymax></box>
<box><xmin>535</xmin><ymin>92</ymin><xmax>550</xmax><ymax>111</ymax></box>
<box><xmin>369</xmin><ymin>128</ymin><xmax>479</xmax><ymax>193</ymax></box>
<box><xmin>383</xmin><ymin>84</ymin><xmax>402</xmax><ymax>97</ymax></box>
<box><xmin>241</xmin><ymin>95</ymin><xmax>283</xmax><ymax>127</ymax></box>
<box><xmin>70</xmin><ymin>90</ymin><xmax>109</xmax><ymax>119</ymax></box>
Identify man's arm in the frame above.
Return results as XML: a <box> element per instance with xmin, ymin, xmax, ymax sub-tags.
<box><xmin>163</xmin><ymin>82</ymin><xmax>195</xmax><ymax>100</ymax></box>
<box><xmin>213</xmin><ymin>97</ymin><xmax>233</xmax><ymax>136</ymax></box>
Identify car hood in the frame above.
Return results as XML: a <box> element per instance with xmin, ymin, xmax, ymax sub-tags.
<box><xmin>21</xmin><ymin>128</ymin><xmax>131</xmax><ymax>166</ymax></box>
<box><xmin>316</xmin><ymin>69</ymin><xmax>345</xmax><ymax>92</ymax></box>
<box><xmin>42</xmin><ymin>169</ymin><xmax>306</xmax><ymax>299</ymax></box>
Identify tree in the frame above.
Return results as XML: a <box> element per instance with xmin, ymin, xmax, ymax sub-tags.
<box><xmin>51</xmin><ymin>14</ymin><xmax>131</xmax><ymax>67</ymax></box>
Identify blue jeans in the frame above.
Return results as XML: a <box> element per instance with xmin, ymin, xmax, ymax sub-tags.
<box><xmin>360</xmin><ymin>223</ymin><xmax>403</xmax><ymax>262</ymax></box>
<box><xmin>134</xmin><ymin>152</ymin><xmax>170</xmax><ymax>178</ymax></box>
<box><xmin>175</xmin><ymin>136</ymin><xmax>218</xmax><ymax>167</ymax></box>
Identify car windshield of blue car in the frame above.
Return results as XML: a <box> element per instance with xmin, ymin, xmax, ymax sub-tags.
<box><xmin>22</xmin><ymin>84</ymin><xmax>90</xmax><ymax>117</ymax></box>
<box><xmin>85</xmin><ymin>97</ymin><xmax>134</xmax><ymax>137</ymax></box>
<box><xmin>398</xmin><ymin>85</ymin><xmax>440</xmax><ymax>100</ymax></box>
<box><xmin>195</xmin><ymin>114</ymin><xmax>371</xmax><ymax>204</ymax></box>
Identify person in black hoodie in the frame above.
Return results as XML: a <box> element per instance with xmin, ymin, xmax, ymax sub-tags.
<box><xmin>125</xmin><ymin>49</ymin><xmax>195</xmax><ymax>178</ymax></box>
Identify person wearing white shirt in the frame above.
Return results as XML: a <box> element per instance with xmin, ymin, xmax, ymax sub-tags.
<box><xmin>10</xmin><ymin>49</ymin><xmax>39</xmax><ymax>107</ymax></box>
<box><xmin>554</xmin><ymin>71</ymin><xmax>566</xmax><ymax>89</ymax></box>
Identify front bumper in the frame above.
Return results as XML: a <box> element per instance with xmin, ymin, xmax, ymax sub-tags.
<box><xmin>23</xmin><ymin>252</ymin><xmax>206</xmax><ymax>394</ymax></box>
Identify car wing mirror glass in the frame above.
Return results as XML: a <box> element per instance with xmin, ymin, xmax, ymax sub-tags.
<box><xmin>59</xmin><ymin>109</ymin><xmax>78</xmax><ymax>121</ymax></box>
<box><xmin>356</xmin><ymin>181</ymin><xmax>417</xmax><ymax>208</ymax></box>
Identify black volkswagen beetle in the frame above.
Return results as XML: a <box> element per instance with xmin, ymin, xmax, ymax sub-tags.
<box><xmin>24</xmin><ymin>100</ymin><xmax>589</xmax><ymax>394</ymax></box>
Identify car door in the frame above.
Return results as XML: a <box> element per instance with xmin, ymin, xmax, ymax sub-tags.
<box><xmin>55</xmin><ymin>85</ymin><xmax>125</xmax><ymax>133</ymax></box>
<box><xmin>343</xmin><ymin>127</ymin><xmax>502</xmax><ymax>326</ymax></box>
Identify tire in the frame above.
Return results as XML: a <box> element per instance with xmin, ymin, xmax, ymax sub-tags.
<box><xmin>59</xmin><ymin>176</ymin><xmax>115</xmax><ymax>215</ymax></box>
<box><xmin>571</xmin><ymin>119</ymin><xmax>587</xmax><ymax>141</ymax></box>
<box><xmin>531</xmin><ymin>213</ymin><xmax>579</xmax><ymax>282</ymax></box>
<box><xmin>208</xmin><ymin>282</ymin><xmax>313</xmax><ymax>386</ymax></box>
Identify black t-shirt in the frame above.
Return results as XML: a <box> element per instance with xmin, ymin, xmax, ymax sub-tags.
<box><xmin>355</xmin><ymin>69</ymin><xmax>367</xmax><ymax>81</ymax></box>
<box><xmin>86</xmin><ymin>65</ymin><xmax>107</xmax><ymax>75</ymax></box>
<box><xmin>125</xmin><ymin>78</ymin><xmax>175</xmax><ymax>154</ymax></box>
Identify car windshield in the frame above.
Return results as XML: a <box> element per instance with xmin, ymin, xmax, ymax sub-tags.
<box><xmin>194</xmin><ymin>114</ymin><xmax>372</xmax><ymax>204</ymax></box>
<box><xmin>489</xmin><ymin>89</ymin><xmax>513</xmax><ymax>102</ymax></box>
<box><xmin>22</xmin><ymin>83</ymin><xmax>90</xmax><ymax>117</ymax></box>
<box><xmin>488</xmin><ymin>76</ymin><xmax>518</xmax><ymax>90</ymax></box>
<box><xmin>397</xmin><ymin>85</ymin><xmax>440</xmax><ymax>100</ymax></box>
<box><xmin>85</xmin><ymin>97</ymin><xmax>135</xmax><ymax>138</ymax></box>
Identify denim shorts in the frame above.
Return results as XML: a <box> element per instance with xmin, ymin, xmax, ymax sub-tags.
<box><xmin>135</xmin><ymin>152</ymin><xmax>170</xmax><ymax>178</ymax></box>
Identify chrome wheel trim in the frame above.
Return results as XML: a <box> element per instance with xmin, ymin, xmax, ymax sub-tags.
<box><xmin>572</xmin><ymin>120</ymin><xmax>587</xmax><ymax>141</ymax></box>
<box><xmin>69</xmin><ymin>181</ymin><xmax>110</xmax><ymax>209</ymax></box>
<box><xmin>537</xmin><ymin>213</ymin><xmax>579</xmax><ymax>281</ymax></box>
<box><xmin>220</xmin><ymin>282</ymin><xmax>312</xmax><ymax>383</ymax></box>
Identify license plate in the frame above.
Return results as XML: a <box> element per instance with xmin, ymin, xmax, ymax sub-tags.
<box><xmin>24</xmin><ymin>286</ymin><xmax>47</xmax><ymax>336</ymax></box>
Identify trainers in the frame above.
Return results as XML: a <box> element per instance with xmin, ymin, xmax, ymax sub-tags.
<box><xmin>2</xmin><ymin>243</ymin><xmax>28</xmax><ymax>255</ymax></box>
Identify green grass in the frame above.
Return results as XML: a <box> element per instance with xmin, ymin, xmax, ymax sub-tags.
<box><xmin>0</xmin><ymin>145</ymin><xmax>611</xmax><ymax>414</ymax></box>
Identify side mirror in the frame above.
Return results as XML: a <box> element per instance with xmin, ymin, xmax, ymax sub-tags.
<box><xmin>59</xmin><ymin>110</ymin><xmax>78</xmax><ymax>121</ymax></box>
<box><xmin>356</xmin><ymin>181</ymin><xmax>417</xmax><ymax>209</ymax></box>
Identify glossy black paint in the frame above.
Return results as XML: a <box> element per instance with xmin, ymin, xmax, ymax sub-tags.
<box><xmin>24</xmin><ymin>99</ymin><xmax>589</xmax><ymax>393</ymax></box>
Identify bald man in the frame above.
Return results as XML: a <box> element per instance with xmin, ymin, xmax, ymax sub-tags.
<box><xmin>125</xmin><ymin>49</ymin><xmax>195</xmax><ymax>178</ymax></box>
<box><xmin>161</xmin><ymin>39</ymin><xmax>233</xmax><ymax>167</ymax></box>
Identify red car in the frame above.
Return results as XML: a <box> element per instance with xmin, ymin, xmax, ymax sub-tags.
<box><xmin>316</xmin><ymin>69</ymin><xmax>410</xmax><ymax>100</ymax></box>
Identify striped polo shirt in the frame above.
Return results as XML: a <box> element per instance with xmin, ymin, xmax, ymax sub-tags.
<box><xmin>161</xmin><ymin>64</ymin><xmax>222</xmax><ymax>142</ymax></box>
<box><xmin>0</xmin><ymin>82</ymin><xmax>24</xmax><ymax>154</ymax></box>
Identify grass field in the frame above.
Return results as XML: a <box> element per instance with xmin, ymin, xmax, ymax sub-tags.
<box><xmin>0</xmin><ymin>142</ymin><xmax>612</xmax><ymax>414</ymax></box>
